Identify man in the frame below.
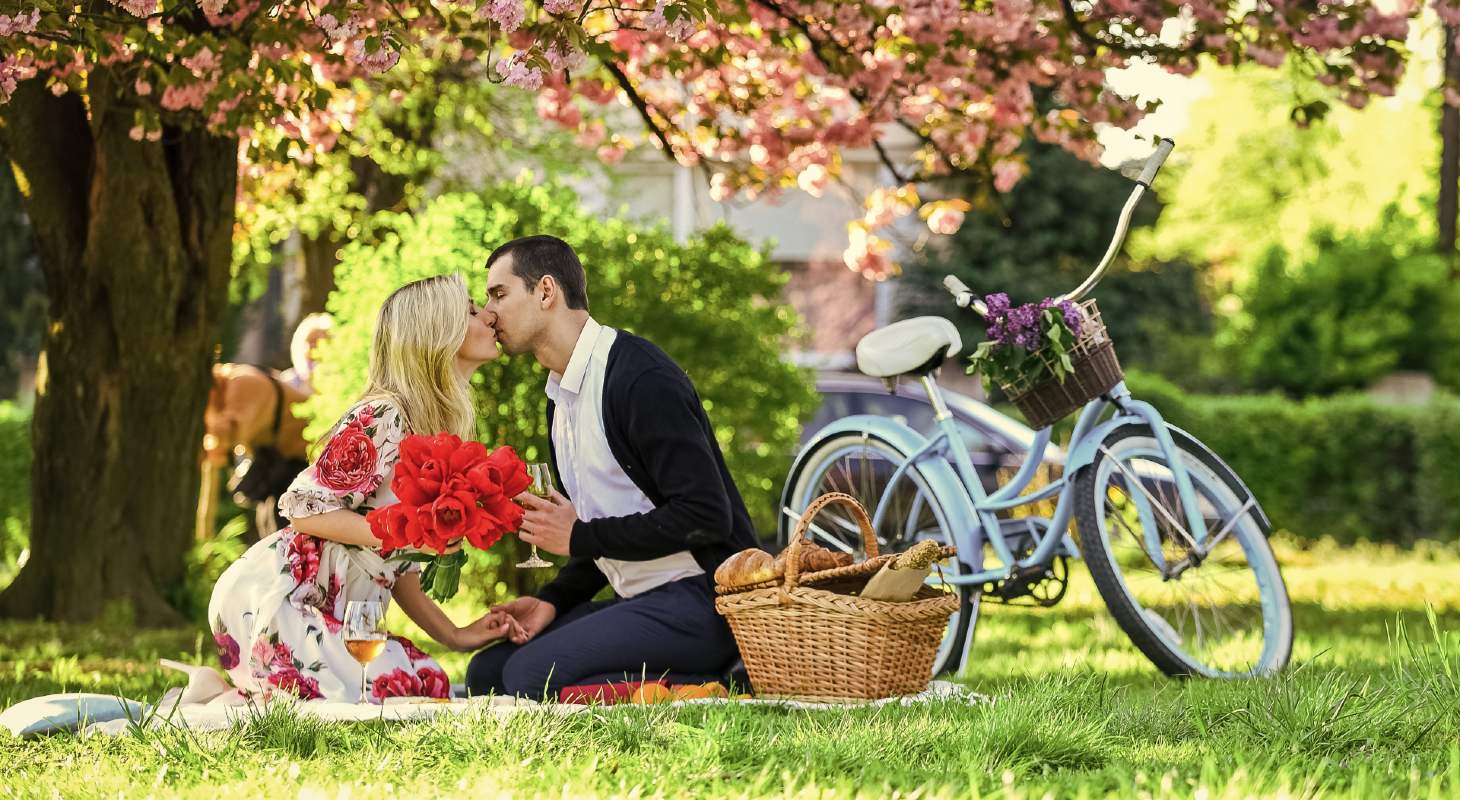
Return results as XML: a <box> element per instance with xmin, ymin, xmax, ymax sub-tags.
<box><xmin>469</xmin><ymin>234</ymin><xmax>754</xmax><ymax>698</ymax></box>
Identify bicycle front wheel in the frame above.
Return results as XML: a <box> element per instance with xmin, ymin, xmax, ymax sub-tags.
<box><xmin>1073</xmin><ymin>423</ymin><xmax>1293</xmax><ymax>677</ymax></box>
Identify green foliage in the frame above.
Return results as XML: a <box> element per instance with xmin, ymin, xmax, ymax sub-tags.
<box><xmin>232</xmin><ymin>57</ymin><xmax>588</xmax><ymax>300</ymax></box>
<box><xmin>1127</xmin><ymin>371</ymin><xmax>1460</xmax><ymax>545</ymax></box>
<box><xmin>306</xmin><ymin>178</ymin><xmax>817</xmax><ymax>539</ymax></box>
<box><xmin>899</xmin><ymin>140</ymin><xmax>1217</xmax><ymax>389</ymax></box>
<box><xmin>0</xmin><ymin>402</ymin><xmax>29</xmax><ymax>587</ymax></box>
<box><xmin>1131</xmin><ymin>61</ymin><xmax>1437</xmax><ymax>278</ymax></box>
<box><xmin>1226</xmin><ymin>209</ymin><xmax>1460</xmax><ymax>396</ymax></box>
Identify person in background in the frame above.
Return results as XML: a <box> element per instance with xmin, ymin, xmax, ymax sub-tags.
<box><xmin>202</xmin><ymin>314</ymin><xmax>333</xmax><ymax>538</ymax></box>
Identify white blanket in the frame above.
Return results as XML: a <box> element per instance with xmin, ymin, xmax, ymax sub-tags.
<box><xmin>56</xmin><ymin>660</ymin><xmax>987</xmax><ymax>737</ymax></box>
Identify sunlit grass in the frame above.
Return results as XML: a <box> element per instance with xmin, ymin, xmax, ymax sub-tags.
<box><xmin>1</xmin><ymin>537</ymin><xmax>1457</xmax><ymax>798</ymax></box>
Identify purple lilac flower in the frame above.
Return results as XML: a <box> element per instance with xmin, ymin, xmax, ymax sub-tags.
<box><xmin>1058</xmin><ymin>300</ymin><xmax>1084</xmax><ymax>337</ymax></box>
<box><xmin>1006</xmin><ymin>303</ymin><xmax>1042</xmax><ymax>352</ymax></box>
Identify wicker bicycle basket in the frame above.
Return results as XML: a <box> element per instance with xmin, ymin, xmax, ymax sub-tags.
<box><xmin>715</xmin><ymin>493</ymin><xmax>959</xmax><ymax>703</ymax></box>
<box><xmin>1000</xmin><ymin>299</ymin><xmax>1124</xmax><ymax>430</ymax></box>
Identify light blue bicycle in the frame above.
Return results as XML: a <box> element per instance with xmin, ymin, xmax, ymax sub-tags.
<box><xmin>779</xmin><ymin>139</ymin><xmax>1293</xmax><ymax>679</ymax></box>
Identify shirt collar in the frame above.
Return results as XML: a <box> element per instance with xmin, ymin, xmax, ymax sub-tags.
<box><xmin>546</xmin><ymin>316</ymin><xmax>602</xmax><ymax>401</ymax></box>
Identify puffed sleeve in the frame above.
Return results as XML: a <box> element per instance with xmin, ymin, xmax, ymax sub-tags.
<box><xmin>278</xmin><ymin>401</ymin><xmax>406</xmax><ymax>520</ymax></box>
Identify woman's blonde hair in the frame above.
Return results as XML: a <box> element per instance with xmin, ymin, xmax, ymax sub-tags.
<box><xmin>356</xmin><ymin>273</ymin><xmax>476</xmax><ymax>439</ymax></box>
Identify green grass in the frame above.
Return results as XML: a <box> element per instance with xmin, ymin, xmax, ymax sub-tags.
<box><xmin>2</xmin><ymin>538</ymin><xmax>1459</xmax><ymax>799</ymax></box>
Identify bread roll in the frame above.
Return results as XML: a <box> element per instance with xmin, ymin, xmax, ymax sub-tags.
<box><xmin>714</xmin><ymin>548</ymin><xmax>777</xmax><ymax>587</ymax></box>
<box><xmin>771</xmin><ymin>541</ymin><xmax>850</xmax><ymax>575</ymax></box>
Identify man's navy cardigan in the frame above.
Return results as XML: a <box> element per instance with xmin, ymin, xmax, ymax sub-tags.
<box><xmin>534</xmin><ymin>330</ymin><xmax>759</xmax><ymax>614</ymax></box>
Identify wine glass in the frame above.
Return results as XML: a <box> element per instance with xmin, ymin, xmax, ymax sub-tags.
<box><xmin>343</xmin><ymin>600</ymin><xmax>387</xmax><ymax>704</ymax></box>
<box><xmin>516</xmin><ymin>463</ymin><xmax>554</xmax><ymax>569</ymax></box>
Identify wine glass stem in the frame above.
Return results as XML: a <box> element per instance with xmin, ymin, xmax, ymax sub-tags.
<box><xmin>531</xmin><ymin>545</ymin><xmax>541</xmax><ymax>560</ymax></box>
<box><xmin>361</xmin><ymin>665</ymin><xmax>368</xmax><ymax>704</ymax></box>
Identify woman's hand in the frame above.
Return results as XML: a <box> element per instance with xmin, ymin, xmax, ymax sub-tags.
<box><xmin>451</xmin><ymin>610</ymin><xmax>525</xmax><ymax>652</ymax></box>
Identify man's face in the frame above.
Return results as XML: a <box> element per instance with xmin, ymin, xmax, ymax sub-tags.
<box><xmin>483</xmin><ymin>253</ymin><xmax>542</xmax><ymax>356</ymax></box>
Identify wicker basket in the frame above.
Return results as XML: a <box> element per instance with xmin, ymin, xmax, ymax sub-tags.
<box><xmin>1000</xmin><ymin>299</ymin><xmax>1124</xmax><ymax>430</ymax></box>
<box><xmin>715</xmin><ymin>493</ymin><xmax>959</xmax><ymax>703</ymax></box>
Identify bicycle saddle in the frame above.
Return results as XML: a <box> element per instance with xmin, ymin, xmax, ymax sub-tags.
<box><xmin>855</xmin><ymin>316</ymin><xmax>963</xmax><ymax>378</ymax></box>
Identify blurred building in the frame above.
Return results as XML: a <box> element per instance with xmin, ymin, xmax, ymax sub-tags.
<box><xmin>573</xmin><ymin>128</ymin><xmax>925</xmax><ymax>373</ymax></box>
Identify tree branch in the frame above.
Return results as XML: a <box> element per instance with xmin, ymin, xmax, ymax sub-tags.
<box><xmin>601</xmin><ymin>60</ymin><xmax>677</xmax><ymax>160</ymax></box>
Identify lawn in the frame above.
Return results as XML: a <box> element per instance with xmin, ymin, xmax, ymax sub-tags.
<box><xmin>2</xmin><ymin>538</ymin><xmax>1458</xmax><ymax>799</ymax></box>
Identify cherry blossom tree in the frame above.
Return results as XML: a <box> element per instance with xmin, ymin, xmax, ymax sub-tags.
<box><xmin>0</xmin><ymin>0</ymin><xmax>1433</xmax><ymax>622</ymax></box>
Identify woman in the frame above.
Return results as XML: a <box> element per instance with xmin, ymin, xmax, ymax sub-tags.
<box><xmin>208</xmin><ymin>274</ymin><xmax>517</xmax><ymax>703</ymax></box>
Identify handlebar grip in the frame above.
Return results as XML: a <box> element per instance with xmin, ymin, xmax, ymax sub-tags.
<box><xmin>944</xmin><ymin>275</ymin><xmax>974</xmax><ymax>306</ymax></box>
<box><xmin>1136</xmin><ymin>138</ymin><xmax>1175</xmax><ymax>187</ymax></box>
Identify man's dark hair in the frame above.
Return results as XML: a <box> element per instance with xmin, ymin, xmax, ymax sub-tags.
<box><xmin>485</xmin><ymin>235</ymin><xmax>589</xmax><ymax>311</ymax></box>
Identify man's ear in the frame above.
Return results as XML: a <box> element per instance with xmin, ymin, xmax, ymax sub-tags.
<box><xmin>539</xmin><ymin>275</ymin><xmax>559</xmax><ymax>309</ymax></box>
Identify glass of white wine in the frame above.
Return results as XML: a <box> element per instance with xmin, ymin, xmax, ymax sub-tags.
<box><xmin>516</xmin><ymin>463</ymin><xmax>554</xmax><ymax>569</ymax></box>
<box><xmin>343</xmin><ymin>600</ymin><xmax>387</xmax><ymax>704</ymax></box>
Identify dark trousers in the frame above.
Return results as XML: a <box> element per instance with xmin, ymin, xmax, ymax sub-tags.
<box><xmin>465</xmin><ymin>575</ymin><xmax>739</xmax><ymax>699</ymax></box>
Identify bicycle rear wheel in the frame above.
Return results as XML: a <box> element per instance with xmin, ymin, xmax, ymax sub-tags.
<box><xmin>1073</xmin><ymin>423</ymin><xmax>1292</xmax><ymax>677</ymax></box>
<box><xmin>782</xmin><ymin>432</ymin><xmax>978</xmax><ymax>676</ymax></box>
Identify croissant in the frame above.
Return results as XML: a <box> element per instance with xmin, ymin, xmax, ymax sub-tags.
<box><xmin>714</xmin><ymin>548</ymin><xmax>777</xmax><ymax>588</ymax></box>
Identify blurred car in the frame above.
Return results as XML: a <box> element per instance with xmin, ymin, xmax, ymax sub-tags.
<box><xmin>802</xmin><ymin>374</ymin><xmax>1064</xmax><ymax>494</ymax></box>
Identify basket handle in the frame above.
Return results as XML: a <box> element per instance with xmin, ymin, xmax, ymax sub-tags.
<box><xmin>783</xmin><ymin>493</ymin><xmax>878</xmax><ymax>594</ymax></box>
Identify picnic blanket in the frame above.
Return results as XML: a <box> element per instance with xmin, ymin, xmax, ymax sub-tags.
<box><xmin>2</xmin><ymin>659</ymin><xmax>987</xmax><ymax>738</ymax></box>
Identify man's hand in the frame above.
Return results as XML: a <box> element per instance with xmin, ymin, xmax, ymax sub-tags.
<box><xmin>493</xmin><ymin>596</ymin><xmax>557</xmax><ymax>645</ymax></box>
<box><xmin>516</xmin><ymin>489</ymin><xmax>577</xmax><ymax>557</ymax></box>
<box><xmin>451</xmin><ymin>610</ymin><xmax>524</xmax><ymax>652</ymax></box>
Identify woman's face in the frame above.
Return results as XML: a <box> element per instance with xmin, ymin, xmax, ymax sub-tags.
<box><xmin>457</xmin><ymin>301</ymin><xmax>500</xmax><ymax>367</ymax></box>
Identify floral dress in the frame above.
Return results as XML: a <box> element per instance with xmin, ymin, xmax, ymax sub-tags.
<box><xmin>207</xmin><ymin>400</ymin><xmax>451</xmax><ymax>703</ymax></box>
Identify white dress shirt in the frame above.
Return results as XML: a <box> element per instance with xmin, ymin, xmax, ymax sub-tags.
<box><xmin>546</xmin><ymin>317</ymin><xmax>705</xmax><ymax>598</ymax></box>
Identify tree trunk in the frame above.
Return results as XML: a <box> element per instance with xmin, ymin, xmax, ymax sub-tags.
<box><xmin>1441</xmin><ymin>25</ymin><xmax>1460</xmax><ymax>273</ymax></box>
<box><xmin>284</xmin><ymin>153</ymin><xmax>407</xmax><ymax>329</ymax></box>
<box><xmin>0</xmin><ymin>72</ymin><xmax>236</xmax><ymax>625</ymax></box>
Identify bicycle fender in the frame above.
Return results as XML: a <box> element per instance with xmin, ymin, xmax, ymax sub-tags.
<box><xmin>1065</xmin><ymin>416</ymin><xmax>1273</xmax><ymax>536</ymax></box>
<box><xmin>783</xmin><ymin>415</ymin><xmax>982</xmax><ymax>548</ymax></box>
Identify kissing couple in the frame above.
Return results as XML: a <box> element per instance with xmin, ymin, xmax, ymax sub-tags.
<box><xmin>207</xmin><ymin>235</ymin><xmax>755</xmax><ymax>703</ymax></box>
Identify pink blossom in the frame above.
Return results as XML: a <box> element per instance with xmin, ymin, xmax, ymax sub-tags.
<box><xmin>1446</xmin><ymin>88</ymin><xmax>1460</xmax><ymax>108</ymax></box>
<box><xmin>0</xmin><ymin>9</ymin><xmax>40</xmax><ymax>37</ymax></box>
<box><xmin>129</xmin><ymin>125</ymin><xmax>145</xmax><ymax>141</ymax></box>
<box><xmin>197</xmin><ymin>0</ymin><xmax>226</xmax><ymax>16</ymax></box>
<box><xmin>992</xmin><ymin>160</ymin><xmax>1023</xmax><ymax>193</ymax></box>
<box><xmin>479</xmin><ymin>0</ymin><xmax>525</xmax><ymax>33</ymax></box>
<box><xmin>709</xmin><ymin>172</ymin><xmax>734</xmax><ymax>202</ymax></box>
<box><xmin>108</xmin><ymin>0</ymin><xmax>157</xmax><ymax>17</ymax></box>
<box><xmin>862</xmin><ymin>186</ymin><xmax>916</xmax><ymax>229</ymax></box>
<box><xmin>350</xmin><ymin>40</ymin><xmax>400</xmax><ymax>74</ymax></box>
<box><xmin>797</xmin><ymin>163</ymin><xmax>830</xmax><ymax>197</ymax></box>
<box><xmin>182</xmin><ymin>46</ymin><xmax>221</xmax><ymax>78</ymax></box>
<box><xmin>134</xmin><ymin>78</ymin><xmax>152</xmax><ymax>96</ymax></box>
<box><xmin>543</xmin><ymin>43</ymin><xmax>585</xmax><ymax>73</ymax></box>
<box><xmin>315</xmin><ymin>13</ymin><xmax>360</xmax><ymax>42</ymax></box>
<box><xmin>1246</xmin><ymin>46</ymin><xmax>1285</xmax><ymax>69</ymax></box>
<box><xmin>495</xmin><ymin>51</ymin><xmax>542</xmax><ymax>90</ymax></box>
<box><xmin>596</xmin><ymin>143</ymin><xmax>626</xmax><ymax>164</ymax></box>
<box><xmin>926</xmin><ymin>205</ymin><xmax>965</xmax><ymax>235</ymax></box>
<box><xmin>645</xmin><ymin>1</ymin><xmax>695</xmax><ymax>41</ymax></box>
<box><xmin>543</xmin><ymin>0</ymin><xmax>578</xmax><ymax>13</ymax></box>
<box><xmin>160</xmin><ymin>79</ymin><xmax>214</xmax><ymax>111</ymax></box>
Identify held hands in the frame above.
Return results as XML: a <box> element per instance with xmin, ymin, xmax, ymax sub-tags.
<box><xmin>492</xmin><ymin>596</ymin><xmax>557</xmax><ymax>645</ymax></box>
<box><xmin>451</xmin><ymin>610</ymin><xmax>526</xmax><ymax>652</ymax></box>
<box><xmin>515</xmin><ymin>489</ymin><xmax>577</xmax><ymax>557</ymax></box>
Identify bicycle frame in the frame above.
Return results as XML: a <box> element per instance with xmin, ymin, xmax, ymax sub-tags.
<box><xmin>849</xmin><ymin>374</ymin><xmax>1214</xmax><ymax>587</ymax></box>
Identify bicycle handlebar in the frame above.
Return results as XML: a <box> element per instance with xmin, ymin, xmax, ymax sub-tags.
<box><xmin>945</xmin><ymin>137</ymin><xmax>1175</xmax><ymax>317</ymax></box>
